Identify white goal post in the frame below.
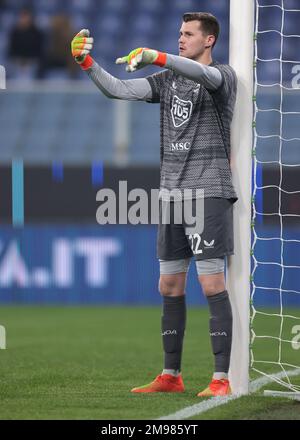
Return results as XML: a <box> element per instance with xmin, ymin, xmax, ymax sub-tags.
<box><xmin>227</xmin><ymin>0</ymin><xmax>254</xmax><ymax>395</ymax></box>
<box><xmin>228</xmin><ymin>0</ymin><xmax>300</xmax><ymax>398</ymax></box>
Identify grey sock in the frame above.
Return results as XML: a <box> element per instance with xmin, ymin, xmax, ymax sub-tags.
<box><xmin>162</xmin><ymin>369</ymin><xmax>180</xmax><ymax>377</ymax></box>
<box><xmin>161</xmin><ymin>295</ymin><xmax>186</xmax><ymax>371</ymax></box>
<box><xmin>207</xmin><ymin>290</ymin><xmax>232</xmax><ymax>373</ymax></box>
<box><xmin>213</xmin><ymin>372</ymin><xmax>228</xmax><ymax>380</ymax></box>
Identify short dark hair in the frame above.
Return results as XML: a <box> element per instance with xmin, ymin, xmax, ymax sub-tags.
<box><xmin>182</xmin><ymin>12</ymin><xmax>220</xmax><ymax>48</ymax></box>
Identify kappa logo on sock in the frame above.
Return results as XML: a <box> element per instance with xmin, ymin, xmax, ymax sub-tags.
<box><xmin>162</xmin><ymin>329</ymin><xmax>177</xmax><ymax>336</ymax></box>
<box><xmin>210</xmin><ymin>331</ymin><xmax>227</xmax><ymax>337</ymax></box>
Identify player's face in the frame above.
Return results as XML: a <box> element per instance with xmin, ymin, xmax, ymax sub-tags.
<box><xmin>178</xmin><ymin>20</ymin><xmax>215</xmax><ymax>59</ymax></box>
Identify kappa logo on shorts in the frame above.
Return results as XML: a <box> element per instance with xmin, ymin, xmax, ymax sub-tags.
<box><xmin>204</xmin><ymin>239</ymin><xmax>215</xmax><ymax>249</ymax></box>
<box><xmin>171</xmin><ymin>95</ymin><xmax>193</xmax><ymax>128</ymax></box>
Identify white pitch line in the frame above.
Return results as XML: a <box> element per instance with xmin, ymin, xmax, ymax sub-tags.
<box><xmin>157</xmin><ymin>369</ymin><xmax>300</xmax><ymax>420</ymax></box>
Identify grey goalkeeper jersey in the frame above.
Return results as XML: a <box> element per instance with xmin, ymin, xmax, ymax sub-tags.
<box><xmin>146</xmin><ymin>62</ymin><xmax>238</xmax><ymax>201</ymax></box>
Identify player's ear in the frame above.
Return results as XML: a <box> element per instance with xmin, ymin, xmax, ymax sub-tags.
<box><xmin>205</xmin><ymin>34</ymin><xmax>215</xmax><ymax>49</ymax></box>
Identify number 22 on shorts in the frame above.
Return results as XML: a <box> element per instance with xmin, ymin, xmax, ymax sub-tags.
<box><xmin>188</xmin><ymin>233</ymin><xmax>203</xmax><ymax>254</ymax></box>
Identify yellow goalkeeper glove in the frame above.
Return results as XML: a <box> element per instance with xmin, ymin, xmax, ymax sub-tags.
<box><xmin>115</xmin><ymin>47</ymin><xmax>167</xmax><ymax>72</ymax></box>
<box><xmin>71</xmin><ymin>29</ymin><xmax>94</xmax><ymax>70</ymax></box>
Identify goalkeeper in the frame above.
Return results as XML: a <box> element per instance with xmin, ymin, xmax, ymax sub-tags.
<box><xmin>71</xmin><ymin>12</ymin><xmax>237</xmax><ymax>397</ymax></box>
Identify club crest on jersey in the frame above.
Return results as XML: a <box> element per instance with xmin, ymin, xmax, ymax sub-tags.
<box><xmin>171</xmin><ymin>95</ymin><xmax>193</xmax><ymax>128</ymax></box>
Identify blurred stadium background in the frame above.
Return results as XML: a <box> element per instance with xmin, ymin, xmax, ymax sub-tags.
<box><xmin>0</xmin><ymin>0</ymin><xmax>299</xmax><ymax>307</ymax></box>
<box><xmin>0</xmin><ymin>0</ymin><xmax>232</xmax><ymax>305</ymax></box>
<box><xmin>0</xmin><ymin>0</ymin><xmax>299</xmax><ymax>420</ymax></box>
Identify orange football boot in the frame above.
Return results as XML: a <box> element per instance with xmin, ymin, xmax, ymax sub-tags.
<box><xmin>131</xmin><ymin>373</ymin><xmax>185</xmax><ymax>393</ymax></box>
<box><xmin>197</xmin><ymin>378</ymin><xmax>231</xmax><ymax>397</ymax></box>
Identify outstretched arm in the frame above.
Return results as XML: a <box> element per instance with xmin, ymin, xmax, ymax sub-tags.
<box><xmin>165</xmin><ymin>54</ymin><xmax>222</xmax><ymax>90</ymax></box>
<box><xmin>116</xmin><ymin>48</ymin><xmax>222</xmax><ymax>91</ymax></box>
<box><xmin>87</xmin><ymin>61</ymin><xmax>152</xmax><ymax>101</ymax></box>
<box><xmin>71</xmin><ymin>30</ymin><xmax>152</xmax><ymax>101</ymax></box>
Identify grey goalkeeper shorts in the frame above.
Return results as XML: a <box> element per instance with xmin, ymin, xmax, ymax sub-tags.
<box><xmin>157</xmin><ymin>197</ymin><xmax>234</xmax><ymax>261</ymax></box>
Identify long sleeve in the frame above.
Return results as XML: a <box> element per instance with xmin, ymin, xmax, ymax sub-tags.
<box><xmin>86</xmin><ymin>61</ymin><xmax>153</xmax><ymax>101</ymax></box>
<box><xmin>165</xmin><ymin>54</ymin><xmax>223</xmax><ymax>91</ymax></box>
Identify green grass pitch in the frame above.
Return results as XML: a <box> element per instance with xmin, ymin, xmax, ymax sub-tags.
<box><xmin>0</xmin><ymin>306</ymin><xmax>299</xmax><ymax>420</ymax></box>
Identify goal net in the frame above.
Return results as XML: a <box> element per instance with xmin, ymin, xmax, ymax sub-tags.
<box><xmin>251</xmin><ymin>0</ymin><xmax>300</xmax><ymax>396</ymax></box>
